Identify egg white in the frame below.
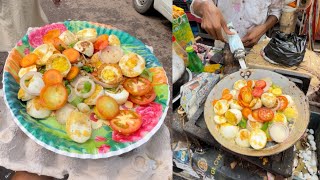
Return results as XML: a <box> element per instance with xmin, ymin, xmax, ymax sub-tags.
<box><xmin>249</xmin><ymin>129</ymin><xmax>267</xmax><ymax>150</ymax></box>
<box><xmin>235</xmin><ymin>129</ymin><xmax>251</xmax><ymax>147</ymax></box>
<box><xmin>214</xmin><ymin>99</ymin><xmax>229</xmax><ymax>115</ymax></box>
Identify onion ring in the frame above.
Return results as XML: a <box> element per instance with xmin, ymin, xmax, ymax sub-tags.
<box><xmin>271</xmin><ymin>99</ymin><xmax>281</xmax><ymax>112</ymax></box>
<box><xmin>20</xmin><ymin>71</ymin><xmax>44</xmax><ymax>96</ymax></box>
<box><xmin>67</xmin><ymin>85</ymin><xmax>76</xmax><ymax>102</ymax></box>
<box><xmin>74</xmin><ymin>77</ymin><xmax>95</xmax><ymax>98</ymax></box>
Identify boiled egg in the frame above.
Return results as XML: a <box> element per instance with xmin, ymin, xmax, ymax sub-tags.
<box><xmin>18</xmin><ymin>88</ymin><xmax>35</xmax><ymax>101</ymax></box>
<box><xmin>213</xmin><ymin>99</ymin><xmax>229</xmax><ymax>115</ymax></box>
<box><xmin>84</xmin><ymin>84</ymin><xmax>105</xmax><ymax>105</ymax></box>
<box><xmin>224</xmin><ymin>109</ymin><xmax>242</xmax><ymax>125</ymax></box>
<box><xmin>98</xmin><ymin>64</ymin><xmax>123</xmax><ymax>86</ymax></box>
<box><xmin>230</xmin><ymin>90</ymin><xmax>239</xmax><ymax>100</ymax></box>
<box><xmin>76</xmin><ymin>28</ymin><xmax>97</xmax><ymax>42</ymax></box>
<box><xmin>66</xmin><ymin>110</ymin><xmax>92</xmax><ymax>143</ymax></box>
<box><xmin>99</xmin><ymin>46</ymin><xmax>124</xmax><ymax>64</ymax></box>
<box><xmin>89</xmin><ymin>52</ymin><xmax>103</xmax><ymax>69</ymax></box>
<box><xmin>219</xmin><ymin>123</ymin><xmax>239</xmax><ymax>139</ymax></box>
<box><xmin>261</xmin><ymin>93</ymin><xmax>277</xmax><ymax>108</ymax></box>
<box><xmin>18</xmin><ymin>65</ymin><xmax>37</xmax><ymax>78</ymax></box>
<box><xmin>229</xmin><ymin>100</ymin><xmax>243</xmax><ymax>110</ymax></box>
<box><xmin>46</xmin><ymin>54</ymin><xmax>71</xmax><ymax>76</ymax></box>
<box><xmin>272</xmin><ymin>113</ymin><xmax>288</xmax><ymax>125</ymax></box>
<box><xmin>283</xmin><ymin>95</ymin><xmax>294</xmax><ymax>107</ymax></box>
<box><xmin>108</xmin><ymin>34</ymin><xmax>121</xmax><ymax>46</ymax></box>
<box><xmin>250</xmin><ymin>98</ymin><xmax>262</xmax><ymax>110</ymax></box>
<box><xmin>119</xmin><ymin>53</ymin><xmax>146</xmax><ymax>77</ymax></box>
<box><xmin>26</xmin><ymin>97</ymin><xmax>52</xmax><ymax>119</ymax></box>
<box><xmin>233</xmin><ymin>80</ymin><xmax>247</xmax><ymax>90</ymax></box>
<box><xmin>104</xmin><ymin>86</ymin><xmax>129</xmax><ymax>105</ymax></box>
<box><xmin>249</xmin><ymin>129</ymin><xmax>267</xmax><ymax>150</ymax></box>
<box><xmin>59</xmin><ymin>30</ymin><xmax>77</xmax><ymax>46</ymax></box>
<box><xmin>55</xmin><ymin>104</ymin><xmax>76</xmax><ymax>124</ymax></box>
<box><xmin>247</xmin><ymin>120</ymin><xmax>263</xmax><ymax>131</ymax></box>
<box><xmin>213</xmin><ymin>115</ymin><xmax>227</xmax><ymax>124</ymax></box>
<box><xmin>235</xmin><ymin>129</ymin><xmax>251</xmax><ymax>148</ymax></box>
<box><xmin>33</xmin><ymin>43</ymin><xmax>56</xmax><ymax>66</ymax></box>
<box><xmin>73</xmin><ymin>40</ymin><xmax>94</xmax><ymax>57</ymax></box>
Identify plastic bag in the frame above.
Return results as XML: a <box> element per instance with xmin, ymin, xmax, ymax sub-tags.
<box><xmin>264</xmin><ymin>31</ymin><xmax>307</xmax><ymax>66</ymax></box>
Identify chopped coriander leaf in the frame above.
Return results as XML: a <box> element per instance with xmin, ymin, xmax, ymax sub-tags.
<box><xmin>81</xmin><ymin>66</ymin><xmax>93</xmax><ymax>73</ymax></box>
<box><xmin>239</xmin><ymin>118</ymin><xmax>247</xmax><ymax>129</ymax></box>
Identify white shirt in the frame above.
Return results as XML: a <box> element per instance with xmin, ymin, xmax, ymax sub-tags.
<box><xmin>190</xmin><ymin>0</ymin><xmax>283</xmax><ymax>47</ymax></box>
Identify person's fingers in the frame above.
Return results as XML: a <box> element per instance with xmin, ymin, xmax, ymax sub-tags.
<box><xmin>221</xmin><ymin>19</ymin><xmax>234</xmax><ymax>35</ymax></box>
<box><xmin>243</xmin><ymin>40</ymin><xmax>254</xmax><ymax>47</ymax></box>
<box><xmin>215</xmin><ymin>28</ymin><xmax>226</xmax><ymax>42</ymax></box>
<box><xmin>241</xmin><ymin>34</ymin><xmax>251</xmax><ymax>43</ymax></box>
<box><xmin>202</xmin><ymin>22</ymin><xmax>217</xmax><ymax>40</ymax></box>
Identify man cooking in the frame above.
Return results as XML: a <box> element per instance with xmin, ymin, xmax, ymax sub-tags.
<box><xmin>190</xmin><ymin>0</ymin><xmax>283</xmax><ymax>48</ymax></box>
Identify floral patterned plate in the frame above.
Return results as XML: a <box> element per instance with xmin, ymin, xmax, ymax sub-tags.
<box><xmin>2</xmin><ymin>21</ymin><xmax>170</xmax><ymax>159</ymax></box>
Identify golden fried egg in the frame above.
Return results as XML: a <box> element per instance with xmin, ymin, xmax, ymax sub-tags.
<box><xmin>213</xmin><ymin>99</ymin><xmax>229</xmax><ymax>115</ymax></box>
<box><xmin>225</xmin><ymin>109</ymin><xmax>242</xmax><ymax>125</ymax></box>
<box><xmin>108</xmin><ymin>34</ymin><xmax>121</xmax><ymax>46</ymax></box>
<box><xmin>261</xmin><ymin>93</ymin><xmax>277</xmax><ymax>108</ymax></box>
<box><xmin>98</xmin><ymin>64</ymin><xmax>123</xmax><ymax>85</ymax></box>
<box><xmin>76</xmin><ymin>28</ymin><xmax>97</xmax><ymax>42</ymax></box>
<box><xmin>119</xmin><ymin>53</ymin><xmax>145</xmax><ymax>77</ymax></box>
<box><xmin>219</xmin><ymin>123</ymin><xmax>239</xmax><ymax>139</ymax></box>
<box><xmin>73</xmin><ymin>40</ymin><xmax>94</xmax><ymax>57</ymax></box>
<box><xmin>26</xmin><ymin>97</ymin><xmax>52</xmax><ymax>119</ymax></box>
<box><xmin>33</xmin><ymin>43</ymin><xmax>56</xmax><ymax>66</ymax></box>
<box><xmin>235</xmin><ymin>129</ymin><xmax>251</xmax><ymax>148</ymax></box>
<box><xmin>46</xmin><ymin>54</ymin><xmax>71</xmax><ymax>76</ymax></box>
<box><xmin>18</xmin><ymin>65</ymin><xmax>37</xmax><ymax>78</ymax></box>
<box><xmin>213</xmin><ymin>115</ymin><xmax>227</xmax><ymax>124</ymax></box>
<box><xmin>66</xmin><ymin>110</ymin><xmax>92</xmax><ymax>143</ymax></box>
<box><xmin>59</xmin><ymin>30</ymin><xmax>77</xmax><ymax>46</ymax></box>
<box><xmin>249</xmin><ymin>129</ymin><xmax>267</xmax><ymax>150</ymax></box>
<box><xmin>233</xmin><ymin>80</ymin><xmax>247</xmax><ymax>90</ymax></box>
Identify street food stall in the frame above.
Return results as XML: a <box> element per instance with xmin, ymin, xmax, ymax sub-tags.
<box><xmin>172</xmin><ymin>0</ymin><xmax>320</xmax><ymax>179</ymax></box>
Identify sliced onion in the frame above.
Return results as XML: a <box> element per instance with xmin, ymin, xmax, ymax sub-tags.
<box><xmin>248</xmin><ymin>114</ymin><xmax>258</xmax><ymax>122</ymax></box>
<box><xmin>271</xmin><ymin>99</ymin><xmax>281</xmax><ymax>112</ymax></box>
<box><xmin>67</xmin><ymin>85</ymin><xmax>76</xmax><ymax>102</ymax></box>
<box><xmin>55</xmin><ymin>104</ymin><xmax>76</xmax><ymax>124</ymax></box>
<box><xmin>74</xmin><ymin>77</ymin><xmax>95</xmax><ymax>98</ymax></box>
<box><xmin>20</xmin><ymin>72</ymin><xmax>44</xmax><ymax>96</ymax></box>
<box><xmin>262</xmin><ymin>78</ymin><xmax>272</xmax><ymax>92</ymax></box>
<box><xmin>70</xmin><ymin>75</ymin><xmax>83</xmax><ymax>87</ymax></box>
<box><xmin>77</xmin><ymin>103</ymin><xmax>91</xmax><ymax>113</ymax></box>
<box><xmin>269</xmin><ymin>123</ymin><xmax>289</xmax><ymax>143</ymax></box>
<box><xmin>83</xmin><ymin>71</ymin><xmax>118</xmax><ymax>88</ymax></box>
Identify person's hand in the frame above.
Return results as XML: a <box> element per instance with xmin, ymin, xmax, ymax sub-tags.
<box><xmin>200</xmin><ymin>1</ymin><xmax>234</xmax><ymax>42</ymax></box>
<box><xmin>241</xmin><ymin>24</ymin><xmax>267</xmax><ymax>47</ymax></box>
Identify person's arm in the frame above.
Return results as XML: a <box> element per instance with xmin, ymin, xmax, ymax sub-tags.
<box><xmin>190</xmin><ymin>0</ymin><xmax>233</xmax><ymax>42</ymax></box>
<box><xmin>241</xmin><ymin>0</ymin><xmax>283</xmax><ymax>47</ymax></box>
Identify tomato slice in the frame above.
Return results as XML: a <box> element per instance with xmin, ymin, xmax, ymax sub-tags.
<box><xmin>129</xmin><ymin>89</ymin><xmax>156</xmax><ymax>105</ymax></box>
<box><xmin>110</xmin><ymin>110</ymin><xmax>142</xmax><ymax>135</ymax></box>
<box><xmin>252</xmin><ymin>88</ymin><xmax>264</xmax><ymax>97</ymax></box>
<box><xmin>255</xmin><ymin>80</ymin><xmax>266</xmax><ymax>89</ymax></box>
<box><xmin>258</xmin><ymin>108</ymin><xmax>274</xmax><ymax>122</ymax></box>
<box><xmin>40</xmin><ymin>83</ymin><xmax>67</xmax><ymax>110</ymax></box>
<box><xmin>123</xmin><ymin>77</ymin><xmax>152</xmax><ymax>96</ymax></box>
<box><xmin>278</xmin><ymin>96</ymin><xmax>289</xmax><ymax>111</ymax></box>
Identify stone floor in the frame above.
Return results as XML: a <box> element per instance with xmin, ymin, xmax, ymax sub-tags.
<box><xmin>0</xmin><ymin>0</ymin><xmax>171</xmax><ymax>179</ymax></box>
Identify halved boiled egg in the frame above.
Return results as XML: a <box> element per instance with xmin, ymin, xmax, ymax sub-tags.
<box><xmin>76</xmin><ymin>28</ymin><xmax>97</xmax><ymax>42</ymax></box>
<box><xmin>18</xmin><ymin>65</ymin><xmax>37</xmax><ymax>78</ymax></box>
<box><xmin>98</xmin><ymin>64</ymin><xmax>123</xmax><ymax>86</ymax></box>
<box><xmin>59</xmin><ymin>30</ymin><xmax>77</xmax><ymax>46</ymax></box>
<box><xmin>84</xmin><ymin>84</ymin><xmax>104</xmax><ymax>105</ymax></box>
<box><xmin>229</xmin><ymin>100</ymin><xmax>243</xmax><ymax>110</ymax></box>
<box><xmin>230</xmin><ymin>90</ymin><xmax>239</xmax><ymax>100</ymax></box>
<box><xmin>33</xmin><ymin>43</ymin><xmax>57</xmax><ymax>65</ymax></box>
<box><xmin>247</xmin><ymin>120</ymin><xmax>263</xmax><ymax>131</ymax></box>
<box><xmin>18</xmin><ymin>88</ymin><xmax>35</xmax><ymax>101</ymax></box>
<box><xmin>224</xmin><ymin>109</ymin><xmax>242</xmax><ymax>125</ymax></box>
<box><xmin>108</xmin><ymin>34</ymin><xmax>121</xmax><ymax>46</ymax></box>
<box><xmin>46</xmin><ymin>54</ymin><xmax>71</xmax><ymax>76</ymax></box>
<box><xmin>235</xmin><ymin>129</ymin><xmax>251</xmax><ymax>147</ymax></box>
<box><xmin>73</xmin><ymin>40</ymin><xmax>94</xmax><ymax>57</ymax></box>
<box><xmin>213</xmin><ymin>115</ymin><xmax>227</xmax><ymax>124</ymax></box>
<box><xmin>119</xmin><ymin>53</ymin><xmax>145</xmax><ymax>77</ymax></box>
<box><xmin>233</xmin><ymin>80</ymin><xmax>247</xmax><ymax>90</ymax></box>
<box><xmin>250</xmin><ymin>98</ymin><xmax>262</xmax><ymax>110</ymax></box>
<box><xmin>99</xmin><ymin>46</ymin><xmax>124</xmax><ymax>64</ymax></box>
<box><xmin>66</xmin><ymin>110</ymin><xmax>92</xmax><ymax>143</ymax></box>
<box><xmin>213</xmin><ymin>99</ymin><xmax>229</xmax><ymax>115</ymax></box>
<box><xmin>89</xmin><ymin>52</ymin><xmax>103</xmax><ymax>69</ymax></box>
<box><xmin>272</xmin><ymin>113</ymin><xmax>287</xmax><ymax>125</ymax></box>
<box><xmin>105</xmin><ymin>86</ymin><xmax>129</xmax><ymax>105</ymax></box>
<box><xmin>26</xmin><ymin>97</ymin><xmax>52</xmax><ymax>119</ymax></box>
<box><xmin>55</xmin><ymin>103</ymin><xmax>76</xmax><ymax>124</ymax></box>
<box><xmin>219</xmin><ymin>123</ymin><xmax>239</xmax><ymax>139</ymax></box>
<box><xmin>261</xmin><ymin>93</ymin><xmax>277</xmax><ymax>108</ymax></box>
<box><xmin>249</xmin><ymin>129</ymin><xmax>267</xmax><ymax>150</ymax></box>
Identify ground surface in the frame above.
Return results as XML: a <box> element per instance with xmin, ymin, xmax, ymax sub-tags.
<box><xmin>0</xmin><ymin>0</ymin><xmax>171</xmax><ymax>179</ymax></box>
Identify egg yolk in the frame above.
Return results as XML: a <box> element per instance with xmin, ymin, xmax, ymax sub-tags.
<box><xmin>51</xmin><ymin>57</ymin><xmax>69</xmax><ymax>72</ymax></box>
<box><xmin>126</xmin><ymin>55</ymin><xmax>138</xmax><ymax>68</ymax></box>
<box><xmin>273</xmin><ymin>113</ymin><xmax>287</xmax><ymax>123</ymax></box>
<box><xmin>225</xmin><ymin>111</ymin><xmax>237</xmax><ymax>125</ymax></box>
<box><xmin>239</xmin><ymin>130</ymin><xmax>250</xmax><ymax>140</ymax></box>
<box><xmin>102</xmin><ymin>69</ymin><xmax>116</xmax><ymax>81</ymax></box>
